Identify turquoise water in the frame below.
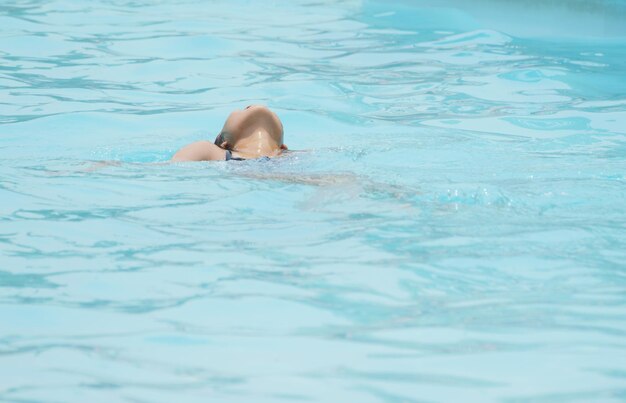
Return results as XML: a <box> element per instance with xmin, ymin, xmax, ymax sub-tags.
<box><xmin>2</xmin><ymin>0</ymin><xmax>626</xmax><ymax>401</ymax></box>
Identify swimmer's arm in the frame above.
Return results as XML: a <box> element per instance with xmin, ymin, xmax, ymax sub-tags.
<box><xmin>171</xmin><ymin>141</ymin><xmax>226</xmax><ymax>162</ymax></box>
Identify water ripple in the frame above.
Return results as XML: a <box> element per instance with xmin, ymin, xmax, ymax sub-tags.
<box><xmin>1</xmin><ymin>0</ymin><xmax>626</xmax><ymax>401</ymax></box>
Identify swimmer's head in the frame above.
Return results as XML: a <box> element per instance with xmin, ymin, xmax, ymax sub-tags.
<box><xmin>214</xmin><ymin>105</ymin><xmax>287</xmax><ymax>158</ymax></box>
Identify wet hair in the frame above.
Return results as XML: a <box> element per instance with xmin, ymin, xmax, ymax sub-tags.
<box><xmin>214</xmin><ymin>132</ymin><xmax>225</xmax><ymax>146</ymax></box>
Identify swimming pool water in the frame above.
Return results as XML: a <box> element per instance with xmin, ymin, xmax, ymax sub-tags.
<box><xmin>1</xmin><ymin>0</ymin><xmax>626</xmax><ymax>401</ymax></box>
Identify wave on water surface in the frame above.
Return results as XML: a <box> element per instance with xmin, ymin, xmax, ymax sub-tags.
<box><xmin>1</xmin><ymin>0</ymin><xmax>626</xmax><ymax>402</ymax></box>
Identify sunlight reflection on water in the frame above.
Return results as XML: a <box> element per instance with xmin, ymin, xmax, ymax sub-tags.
<box><xmin>1</xmin><ymin>0</ymin><xmax>626</xmax><ymax>401</ymax></box>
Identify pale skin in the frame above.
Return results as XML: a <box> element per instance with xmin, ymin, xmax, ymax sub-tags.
<box><xmin>171</xmin><ymin>105</ymin><xmax>288</xmax><ymax>162</ymax></box>
<box><xmin>67</xmin><ymin>105</ymin><xmax>416</xmax><ymax>206</ymax></box>
<box><xmin>79</xmin><ymin>105</ymin><xmax>416</xmax><ymax>203</ymax></box>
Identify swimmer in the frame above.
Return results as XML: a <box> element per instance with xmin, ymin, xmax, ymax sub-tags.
<box><xmin>171</xmin><ymin>104</ymin><xmax>288</xmax><ymax>162</ymax></box>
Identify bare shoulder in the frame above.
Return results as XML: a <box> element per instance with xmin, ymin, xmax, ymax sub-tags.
<box><xmin>171</xmin><ymin>141</ymin><xmax>225</xmax><ymax>162</ymax></box>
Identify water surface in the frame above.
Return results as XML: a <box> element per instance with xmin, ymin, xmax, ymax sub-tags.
<box><xmin>1</xmin><ymin>0</ymin><xmax>626</xmax><ymax>401</ymax></box>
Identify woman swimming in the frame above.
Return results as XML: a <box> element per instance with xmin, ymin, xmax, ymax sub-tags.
<box><xmin>171</xmin><ymin>105</ymin><xmax>288</xmax><ymax>162</ymax></box>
